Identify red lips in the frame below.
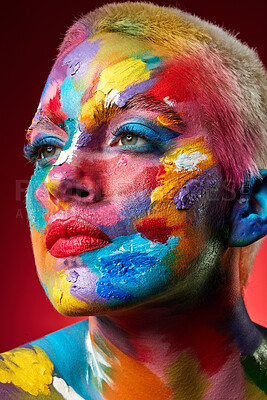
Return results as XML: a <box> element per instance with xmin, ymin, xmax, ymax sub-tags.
<box><xmin>46</xmin><ymin>217</ymin><xmax>111</xmax><ymax>258</ymax></box>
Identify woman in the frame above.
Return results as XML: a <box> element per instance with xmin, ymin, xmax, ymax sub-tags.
<box><xmin>1</xmin><ymin>2</ymin><xmax>267</xmax><ymax>399</ymax></box>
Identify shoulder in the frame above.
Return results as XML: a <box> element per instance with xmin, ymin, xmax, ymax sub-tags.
<box><xmin>0</xmin><ymin>344</ymin><xmax>63</xmax><ymax>399</ymax></box>
<box><xmin>0</xmin><ymin>320</ymin><xmax>89</xmax><ymax>399</ymax></box>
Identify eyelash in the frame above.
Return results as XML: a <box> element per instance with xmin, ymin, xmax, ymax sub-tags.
<box><xmin>24</xmin><ymin>122</ymin><xmax>175</xmax><ymax>165</ymax></box>
<box><xmin>24</xmin><ymin>136</ymin><xmax>64</xmax><ymax>163</ymax></box>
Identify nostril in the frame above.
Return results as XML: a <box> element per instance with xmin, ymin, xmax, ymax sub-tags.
<box><xmin>66</xmin><ymin>188</ymin><xmax>90</xmax><ymax>198</ymax></box>
<box><xmin>77</xmin><ymin>189</ymin><xmax>89</xmax><ymax>198</ymax></box>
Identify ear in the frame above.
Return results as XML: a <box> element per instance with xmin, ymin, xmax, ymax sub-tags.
<box><xmin>229</xmin><ymin>169</ymin><xmax>267</xmax><ymax>246</ymax></box>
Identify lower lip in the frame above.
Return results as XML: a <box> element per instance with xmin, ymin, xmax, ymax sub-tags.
<box><xmin>49</xmin><ymin>235</ymin><xmax>111</xmax><ymax>258</ymax></box>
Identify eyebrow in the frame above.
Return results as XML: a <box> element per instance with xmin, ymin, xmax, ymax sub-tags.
<box><xmin>124</xmin><ymin>95</ymin><xmax>185</xmax><ymax>126</ymax></box>
<box><xmin>26</xmin><ymin>116</ymin><xmax>66</xmax><ymax>141</ymax></box>
<box><xmin>26</xmin><ymin>94</ymin><xmax>185</xmax><ymax>141</ymax></box>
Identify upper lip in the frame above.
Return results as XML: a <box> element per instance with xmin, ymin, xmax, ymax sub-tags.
<box><xmin>45</xmin><ymin>217</ymin><xmax>111</xmax><ymax>250</ymax></box>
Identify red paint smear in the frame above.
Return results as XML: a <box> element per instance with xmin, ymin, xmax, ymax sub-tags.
<box><xmin>176</xmin><ymin>317</ymin><xmax>232</xmax><ymax>374</ymax></box>
<box><xmin>135</xmin><ymin>217</ymin><xmax>185</xmax><ymax>243</ymax></box>
<box><xmin>116</xmin><ymin>306</ymin><xmax>232</xmax><ymax>375</ymax></box>
<box><xmin>148</xmin><ymin>61</ymin><xmax>198</xmax><ymax>102</ymax></box>
<box><xmin>43</xmin><ymin>87</ymin><xmax>67</xmax><ymax>126</ymax></box>
<box><xmin>81</xmin><ymin>75</ymin><xmax>100</xmax><ymax>105</ymax></box>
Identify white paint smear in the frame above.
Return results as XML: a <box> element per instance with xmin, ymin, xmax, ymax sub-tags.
<box><xmin>104</xmin><ymin>88</ymin><xmax>120</xmax><ymax>109</ymax></box>
<box><xmin>55</xmin><ymin>129</ymin><xmax>82</xmax><ymax>166</ymax></box>
<box><xmin>53</xmin><ymin>376</ymin><xmax>85</xmax><ymax>400</ymax></box>
<box><xmin>163</xmin><ymin>96</ymin><xmax>177</xmax><ymax>108</ymax></box>
<box><xmin>174</xmin><ymin>151</ymin><xmax>207</xmax><ymax>172</ymax></box>
<box><xmin>86</xmin><ymin>331</ymin><xmax>113</xmax><ymax>387</ymax></box>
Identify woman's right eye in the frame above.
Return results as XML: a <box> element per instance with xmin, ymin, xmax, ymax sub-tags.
<box><xmin>37</xmin><ymin>144</ymin><xmax>62</xmax><ymax>160</ymax></box>
<box><xmin>24</xmin><ymin>135</ymin><xmax>64</xmax><ymax>164</ymax></box>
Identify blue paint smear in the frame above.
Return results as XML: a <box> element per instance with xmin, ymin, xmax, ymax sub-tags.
<box><xmin>230</xmin><ymin>171</ymin><xmax>267</xmax><ymax>246</ymax></box>
<box><xmin>60</xmin><ymin>78</ymin><xmax>83</xmax><ymax>119</ymax></box>
<box><xmin>97</xmin><ymin>251</ymin><xmax>156</xmax><ymax>300</ymax></box>
<box><xmin>112</xmin><ymin>120</ymin><xmax>182</xmax><ymax>143</ymax></box>
<box><xmin>26</xmin><ymin>164</ymin><xmax>51</xmax><ymax>232</ymax></box>
<box><xmin>96</xmin><ymin>277</ymin><xmax>135</xmax><ymax>300</ymax></box>
<box><xmin>79</xmin><ymin>233</ymin><xmax>179</xmax><ymax>304</ymax></box>
<box><xmin>31</xmin><ymin>320</ymin><xmax>103</xmax><ymax>400</ymax></box>
<box><xmin>228</xmin><ymin>298</ymin><xmax>262</xmax><ymax>356</ymax></box>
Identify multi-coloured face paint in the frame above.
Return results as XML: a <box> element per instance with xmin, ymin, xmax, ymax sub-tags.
<box><xmin>1</xmin><ymin>2</ymin><xmax>267</xmax><ymax>399</ymax></box>
<box><xmin>23</xmin><ymin>32</ymin><xmax>225</xmax><ymax>315</ymax></box>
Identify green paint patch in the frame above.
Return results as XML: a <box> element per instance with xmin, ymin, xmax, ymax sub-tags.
<box><xmin>241</xmin><ymin>338</ymin><xmax>267</xmax><ymax>394</ymax></box>
<box><xmin>166</xmin><ymin>350</ymin><xmax>210</xmax><ymax>400</ymax></box>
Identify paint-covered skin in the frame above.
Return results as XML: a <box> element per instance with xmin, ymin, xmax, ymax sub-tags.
<box><xmin>2</xmin><ymin>2</ymin><xmax>267</xmax><ymax>399</ymax></box>
<box><xmin>1</xmin><ymin>317</ymin><xmax>267</xmax><ymax>399</ymax></box>
<box><xmin>24</xmin><ymin>32</ymin><xmax>223</xmax><ymax>315</ymax></box>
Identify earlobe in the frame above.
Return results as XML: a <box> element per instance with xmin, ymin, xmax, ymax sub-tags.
<box><xmin>229</xmin><ymin>169</ymin><xmax>267</xmax><ymax>247</ymax></box>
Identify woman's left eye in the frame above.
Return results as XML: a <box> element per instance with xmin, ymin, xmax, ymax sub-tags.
<box><xmin>119</xmin><ymin>133</ymin><xmax>149</xmax><ymax>147</ymax></box>
<box><xmin>37</xmin><ymin>145</ymin><xmax>62</xmax><ymax>159</ymax></box>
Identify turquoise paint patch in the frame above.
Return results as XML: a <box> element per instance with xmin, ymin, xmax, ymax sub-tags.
<box><xmin>41</xmin><ymin>281</ymin><xmax>49</xmax><ymax>298</ymax></box>
<box><xmin>26</xmin><ymin>164</ymin><xmax>52</xmax><ymax>233</ymax></box>
<box><xmin>140</xmin><ymin>54</ymin><xmax>162</xmax><ymax>70</ymax></box>
<box><xmin>39</xmin><ymin>77</ymin><xmax>51</xmax><ymax>103</ymax></box>
<box><xmin>60</xmin><ymin>78</ymin><xmax>83</xmax><ymax>119</ymax></box>
<box><xmin>63</xmin><ymin>118</ymin><xmax>80</xmax><ymax>151</ymax></box>
<box><xmin>31</xmin><ymin>320</ymin><xmax>103</xmax><ymax>400</ymax></box>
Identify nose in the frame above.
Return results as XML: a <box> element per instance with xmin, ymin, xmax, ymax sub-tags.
<box><xmin>44</xmin><ymin>163</ymin><xmax>102</xmax><ymax>205</ymax></box>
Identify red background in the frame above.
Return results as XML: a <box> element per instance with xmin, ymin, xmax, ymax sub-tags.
<box><xmin>1</xmin><ymin>0</ymin><xmax>266</xmax><ymax>353</ymax></box>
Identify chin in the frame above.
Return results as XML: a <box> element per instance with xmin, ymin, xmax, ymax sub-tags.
<box><xmin>49</xmin><ymin>289</ymin><xmax>154</xmax><ymax>317</ymax></box>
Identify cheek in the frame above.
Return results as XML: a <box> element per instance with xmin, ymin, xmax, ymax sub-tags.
<box><xmin>133</xmin><ymin>145</ymin><xmax>218</xmax><ymax>270</ymax></box>
<box><xmin>101</xmin><ymin>154</ymin><xmax>160</xmax><ymax>198</ymax></box>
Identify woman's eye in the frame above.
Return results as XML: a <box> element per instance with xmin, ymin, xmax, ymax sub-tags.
<box><xmin>109</xmin><ymin>123</ymin><xmax>169</xmax><ymax>154</ymax></box>
<box><xmin>37</xmin><ymin>145</ymin><xmax>62</xmax><ymax>159</ymax></box>
<box><xmin>118</xmin><ymin>133</ymin><xmax>148</xmax><ymax>147</ymax></box>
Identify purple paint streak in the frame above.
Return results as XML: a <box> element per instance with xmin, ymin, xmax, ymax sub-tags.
<box><xmin>63</xmin><ymin>39</ymin><xmax>102</xmax><ymax>80</ymax></box>
<box><xmin>77</xmin><ymin>123</ymin><xmax>92</xmax><ymax>148</ymax></box>
<box><xmin>115</xmin><ymin>78</ymin><xmax>158</xmax><ymax>107</ymax></box>
<box><xmin>66</xmin><ymin>266</ymin><xmax>107</xmax><ymax>304</ymax></box>
<box><xmin>174</xmin><ymin>167</ymin><xmax>218</xmax><ymax>209</ymax></box>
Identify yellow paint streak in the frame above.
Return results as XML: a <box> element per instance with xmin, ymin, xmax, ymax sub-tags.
<box><xmin>81</xmin><ymin>57</ymin><xmax>151</xmax><ymax>122</ymax></box>
<box><xmin>98</xmin><ymin>57</ymin><xmax>151</xmax><ymax>93</ymax></box>
<box><xmin>144</xmin><ymin>137</ymin><xmax>215</xmax><ymax>272</ymax></box>
<box><xmin>0</xmin><ymin>346</ymin><xmax>53</xmax><ymax>396</ymax></box>
<box><xmin>167</xmin><ymin>350</ymin><xmax>210</xmax><ymax>400</ymax></box>
<box><xmin>157</xmin><ymin>114</ymin><xmax>183</xmax><ymax>127</ymax></box>
<box><xmin>244</xmin><ymin>380</ymin><xmax>267</xmax><ymax>399</ymax></box>
<box><xmin>151</xmin><ymin>137</ymin><xmax>215</xmax><ymax>207</ymax></box>
<box><xmin>52</xmin><ymin>271</ymin><xmax>96</xmax><ymax>315</ymax></box>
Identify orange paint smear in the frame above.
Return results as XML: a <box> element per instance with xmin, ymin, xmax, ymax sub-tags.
<box><xmin>103</xmin><ymin>343</ymin><xmax>172</xmax><ymax>400</ymax></box>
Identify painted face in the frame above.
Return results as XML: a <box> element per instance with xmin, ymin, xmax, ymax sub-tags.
<box><xmin>25</xmin><ymin>32</ymin><xmax>224</xmax><ymax>315</ymax></box>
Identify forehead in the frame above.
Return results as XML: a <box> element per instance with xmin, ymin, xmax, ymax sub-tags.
<box><xmin>27</xmin><ymin>33</ymin><xmax>194</xmax><ymax>137</ymax></box>
<box><xmin>38</xmin><ymin>32</ymin><xmax>191</xmax><ymax>116</ymax></box>
<box><xmin>53</xmin><ymin>31</ymin><xmax>172</xmax><ymax>78</ymax></box>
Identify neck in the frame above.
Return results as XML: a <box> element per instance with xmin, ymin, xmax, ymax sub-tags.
<box><xmin>86</xmin><ymin>296</ymin><xmax>262</xmax><ymax>399</ymax></box>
